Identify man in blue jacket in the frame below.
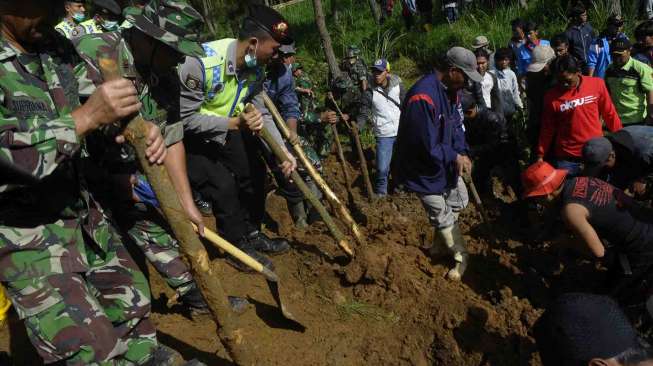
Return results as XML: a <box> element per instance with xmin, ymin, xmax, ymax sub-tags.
<box><xmin>395</xmin><ymin>47</ymin><xmax>475</xmax><ymax>281</ymax></box>
<box><xmin>565</xmin><ymin>3</ymin><xmax>594</xmax><ymax>74</ymax></box>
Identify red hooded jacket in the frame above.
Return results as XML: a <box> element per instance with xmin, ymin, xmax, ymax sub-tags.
<box><xmin>537</xmin><ymin>75</ymin><xmax>622</xmax><ymax>159</ymax></box>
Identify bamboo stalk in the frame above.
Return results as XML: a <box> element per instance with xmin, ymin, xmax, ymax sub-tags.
<box><xmin>330</xmin><ymin>123</ymin><xmax>354</xmax><ymax>195</ymax></box>
<box><xmin>249</xmin><ymin>105</ymin><xmax>354</xmax><ymax>257</ymax></box>
<box><xmin>261</xmin><ymin>92</ymin><xmax>366</xmax><ymax>247</ymax></box>
<box><xmin>327</xmin><ymin>94</ymin><xmax>375</xmax><ymax>200</ymax></box>
<box><xmin>98</xmin><ymin>58</ymin><xmax>252</xmax><ymax>365</ymax></box>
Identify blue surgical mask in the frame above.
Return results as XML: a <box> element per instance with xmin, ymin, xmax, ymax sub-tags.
<box><xmin>72</xmin><ymin>12</ymin><xmax>86</xmax><ymax>22</ymax></box>
<box><xmin>244</xmin><ymin>42</ymin><xmax>258</xmax><ymax>69</ymax></box>
<box><xmin>102</xmin><ymin>20</ymin><xmax>119</xmax><ymax>31</ymax></box>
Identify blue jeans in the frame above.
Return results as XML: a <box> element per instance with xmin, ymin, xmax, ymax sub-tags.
<box><xmin>554</xmin><ymin>159</ymin><xmax>582</xmax><ymax>177</ymax></box>
<box><xmin>375</xmin><ymin>136</ymin><xmax>396</xmax><ymax>195</ymax></box>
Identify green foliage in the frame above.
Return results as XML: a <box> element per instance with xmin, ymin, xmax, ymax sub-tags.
<box><xmin>277</xmin><ymin>0</ymin><xmax>641</xmax><ymax>91</ymax></box>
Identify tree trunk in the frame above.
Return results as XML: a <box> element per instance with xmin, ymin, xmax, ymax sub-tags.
<box><xmin>610</xmin><ymin>0</ymin><xmax>622</xmax><ymax>15</ymax></box>
<box><xmin>368</xmin><ymin>0</ymin><xmax>381</xmax><ymax>23</ymax></box>
<box><xmin>201</xmin><ymin>0</ymin><xmax>217</xmax><ymax>35</ymax></box>
<box><xmin>331</xmin><ymin>0</ymin><xmax>339</xmax><ymax>24</ymax></box>
<box><xmin>313</xmin><ymin>0</ymin><xmax>341</xmax><ymax>79</ymax></box>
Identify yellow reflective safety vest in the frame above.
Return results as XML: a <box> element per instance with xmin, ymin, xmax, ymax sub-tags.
<box><xmin>80</xmin><ymin>19</ymin><xmax>104</xmax><ymax>35</ymax></box>
<box><xmin>54</xmin><ymin>19</ymin><xmax>80</xmax><ymax>39</ymax></box>
<box><xmin>199</xmin><ymin>39</ymin><xmax>262</xmax><ymax>118</ymax></box>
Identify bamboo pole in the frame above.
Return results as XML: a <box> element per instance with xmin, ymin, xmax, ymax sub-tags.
<box><xmin>330</xmin><ymin>123</ymin><xmax>354</xmax><ymax>196</ymax></box>
<box><xmin>248</xmin><ymin>105</ymin><xmax>354</xmax><ymax>257</ymax></box>
<box><xmin>327</xmin><ymin>94</ymin><xmax>375</xmax><ymax>200</ymax></box>
<box><xmin>261</xmin><ymin>92</ymin><xmax>366</xmax><ymax>246</ymax></box>
<box><xmin>98</xmin><ymin>58</ymin><xmax>252</xmax><ymax>365</ymax></box>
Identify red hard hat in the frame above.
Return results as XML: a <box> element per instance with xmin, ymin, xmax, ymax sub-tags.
<box><xmin>521</xmin><ymin>161</ymin><xmax>568</xmax><ymax>198</ymax></box>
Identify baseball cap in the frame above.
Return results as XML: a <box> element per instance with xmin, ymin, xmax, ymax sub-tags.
<box><xmin>124</xmin><ymin>0</ymin><xmax>204</xmax><ymax>58</ymax></box>
<box><xmin>534</xmin><ymin>293</ymin><xmax>641</xmax><ymax>366</ymax></box>
<box><xmin>371</xmin><ymin>58</ymin><xmax>389</xmax><ymax>72</ymax></box>
<box><xmin>527</xmin><ymin>45</ymin><xmax>555</xmax><ymax>72</ymax></box>
<box><xmin>611</xmin><ymin>38</ymin><xmax>632</xmax><ymax>54</ymax></box>
<box><xmin>471</xmin><ymin>35</ymin><xmax>489</xmax><ymax>49</ymax></box>
<box><xmin>446</xmin><ymin>47</ymin><xmax>482</xmax><ymax>83</ymax></box>
<box><xmin>292</xmin><ymin>62</ymin><xmax>303</xmax><ymax>71</ymax></box>
<box><xmin>521</xmin><ymin>161</ymin><xmax>568</xmax><ymax>198</ymax></box>
<box><xmin>246</xmin><ymin>5</ymin><xmax>293</xmax><ymax>45</ymax></box>
<box><xmin>581</xmin><ymin>137</ymin><xmax>613</xmax><ymax>176</ymax></box>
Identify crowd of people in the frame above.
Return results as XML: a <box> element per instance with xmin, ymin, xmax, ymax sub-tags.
<box><xmin>3</xmin><ymin>0</ymin><xmax>653</xmax><ymax>364</ymax></box>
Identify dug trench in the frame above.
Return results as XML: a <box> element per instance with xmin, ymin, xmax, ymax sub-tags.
<box><xmin>0</xmin><ymin>152</ymin><xmax>611</xmax><ymax>365</ymax></box>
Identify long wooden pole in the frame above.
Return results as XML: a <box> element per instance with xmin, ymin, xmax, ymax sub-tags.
<box><xmin>331</xmin><ymin>123</ymin><xmax>354</xmax><ymax>196</ymax></box>
<box><xmin>328</xmin><ymin>94</ymin><xmax>375</xmax><ymax>201</ymax></box>
<box><xmin>261</xmin><ymin>93</ymin><xmax>365</xmax><ymax>246</ymax></box>
<box><xmin>248</xmin><ymin>105</ymin><xmax>354</xmax><ymax>257</ymax></box>
<box><xmin>98</xmin><ymin>59</ymin><xmax>252</xmax><ymax>365</ymax></box>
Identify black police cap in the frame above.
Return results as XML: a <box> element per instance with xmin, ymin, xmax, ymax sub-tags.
<box><xmin>246</xmin><ymin>4</ymin><xmax>293</xmax><ymax>45</ymax></box>
<box><xmin>93</xmin><ymin>0</ymin><xmax>121</xmax><ymax>16</ymax></box>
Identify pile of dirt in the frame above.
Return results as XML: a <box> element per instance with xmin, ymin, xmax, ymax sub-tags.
<box><xmin>2</xmin><ymin>154</ymin><xmax>601</xmax><ymax>365</ymax></box>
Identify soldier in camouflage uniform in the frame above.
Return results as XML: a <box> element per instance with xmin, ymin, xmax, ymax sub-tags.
<box><xmin>328</xmin><ymin>73</ymin><xmax>370</xmax><ymax>131</ymax></box>
<box><xmin>293</xmin><ymin>62</ymin><xmax>336</xmax><ymax>160</ymax></box>
<box><xmin>0</xmin><ymin>0</ymin><xmax>164</xmax><ymax>364</ymax></box>
<box><xmin>73</xmin><ymin>1</ymin><xmax>210</xmax><ymax>314</ymax></box>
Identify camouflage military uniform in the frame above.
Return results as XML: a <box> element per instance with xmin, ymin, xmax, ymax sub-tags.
<box><xmin>0</xmin><ymin>38</ymin><xmax>156</xmax><ymax>365</ymax></box>
<box><xmin>294</xmin><ymin>72</ymin><xmax>332</xmax><ymax>163</ymax></box>
<box><xmin>73</xmin><ymin>30</ymin><xmax>195</xmax><ymax>297</ymax></box>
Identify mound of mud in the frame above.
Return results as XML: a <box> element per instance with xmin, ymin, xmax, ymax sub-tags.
<box><xmin>2</xmin><ymin>152</ymin><xmax>603</xmax><ymax>365</ymax></box>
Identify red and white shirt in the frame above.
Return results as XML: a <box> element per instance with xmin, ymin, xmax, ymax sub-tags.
<box><xmin>537</xmin><ymin>75</ymin><xmax>622</xmax><ymax>159</ymax></box>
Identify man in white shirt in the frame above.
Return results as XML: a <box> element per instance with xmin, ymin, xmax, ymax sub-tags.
<box><xmin>367</xmin><ymin>59</ymin><xmax>406</xmax><ymax>196</ymax></box>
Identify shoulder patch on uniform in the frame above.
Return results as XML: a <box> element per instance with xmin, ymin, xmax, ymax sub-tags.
<box><xmin>185</xmin><ymin>74</ymin><xmax>201</xmax><ymax>91</ymax></box>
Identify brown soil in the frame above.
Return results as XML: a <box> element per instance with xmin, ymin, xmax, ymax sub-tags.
<box><xmin>0</xmin><ymin>154</ymin><xmax>608</xmax><ymax>366</ymax></box>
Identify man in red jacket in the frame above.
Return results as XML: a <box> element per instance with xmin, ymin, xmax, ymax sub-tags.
<box><xmin>537</xmin><ymin>55</ymin><xmax>622</xmax><ymax>176</ymax></box>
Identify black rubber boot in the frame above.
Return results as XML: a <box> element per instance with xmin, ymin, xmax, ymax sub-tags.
<box><xmin>289</xmin><ymin>201</ymin><xmax>308</xmax><ymax>229</ymax></box>
<box><xmin>227</xmin><ymin>237</ymin><xmax>275</xmax><ymax>272</ymax></box>
<box><xmin>180</xmin><ymin>282</ymin><xmax>210</xmax><ymax>315</ymax></box>
<box><xmin>247</xmin><ymin>230</ymin><xmax>290</xmax><ymax>255</ymax></box>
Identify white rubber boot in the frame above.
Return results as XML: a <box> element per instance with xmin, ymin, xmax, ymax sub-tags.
<box><xmin>429</xmin><ymin>227</ymin><xmax>448</xmax><ymax>258</ymax></box>
<box><xmin>436</xmin><ymin>225</ymin><xmax>468</xmax><ymax>281</ymax></box>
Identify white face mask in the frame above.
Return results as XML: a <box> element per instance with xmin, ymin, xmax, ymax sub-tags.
<box><xmin>72</xmin><ymin>12</ymin><xmax>86</xmax><ymax>22</ymax></box>
<box><xmin>244</xmin><ymin>41</ymin><xmax>259</xmax><ymax>69</ymax></box>
<box><xmin>102</xmin><ymin>20</ymin><xmax>119</xmax><ymax>31</ymax></box>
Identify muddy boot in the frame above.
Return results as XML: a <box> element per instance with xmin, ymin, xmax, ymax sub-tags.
<box><xmin>436</xmin><ymin>224</ymin><xmax>468</xmax><ymax>281</ymax></box>
<box><xmin>428</xmin><ymin>227</ymin><xmax>448</xmax><ymax>259</ymax></box>
<box><xmin>247</xmin><ymin>230</ymin><xmax>290</xmax><ymax>256</ymax></box>
<box><xmin>144</xmin><ymin>345</ymin><xmax>206</xmax><ymax>366</ymax></box>
<box><xmin>180</xmin><ymin>282</ymin><xmax>210</xmax><ymax>316</ymax></box>
<box><xmin>289</xmin><ymin>201</ymin><xmax>308</xmax><ymax>229</ymax></box>
<box><xmin>227</xmin><ymin>237</ymin><xmax>275</xmax><ymax>273</ymax></box>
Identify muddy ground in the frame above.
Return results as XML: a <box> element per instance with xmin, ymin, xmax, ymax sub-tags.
<box><xmin>0</xmin><ymin>153</ymin><xmax>615</xmax><ymax>365</ymax></box>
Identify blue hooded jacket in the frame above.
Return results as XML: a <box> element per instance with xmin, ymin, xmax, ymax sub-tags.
<box><xmin>395</xmin><ymin>73</ymin><xmax>469</xmax><ymax>195</ymax></box>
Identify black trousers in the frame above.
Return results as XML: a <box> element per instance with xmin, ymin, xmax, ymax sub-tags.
<box><xmin>185</xmin><ymin>129</ymin><xmax>266</xmax><ymax>242</ymax></box>
<box><xmin>218</xmin><ymin>130</ymin><xmax>267</xmax><ymax>229</ymax></box>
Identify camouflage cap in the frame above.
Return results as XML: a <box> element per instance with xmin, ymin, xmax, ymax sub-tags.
<box><xmin>292</xmin><ymin>62</ymin><xmax>303</xmax><ymax>71</ymax></box>
<box><xmin>346</xmin><ymin>44</ymin><xmax>360</xmax><ymax>58</ymax></box>
<box><xmin>124</xmin><ymin>0</ymin><xmax>205</xmax><ymax>58</ymax></box>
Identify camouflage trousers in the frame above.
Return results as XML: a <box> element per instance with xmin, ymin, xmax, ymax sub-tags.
<box><xmin>301</xmin><ymin>115</ymin><xmax>333</xmax><ymax>160</ymax></box>
<box><xmin>112</xmin><ymin>202</ymin><xmax>195</xmax><ymax>297</ymax></box>
<box><xmin>3</xmin><ymin>238</ymin><xmax>157</xmax><ymax>365</ymax></box>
